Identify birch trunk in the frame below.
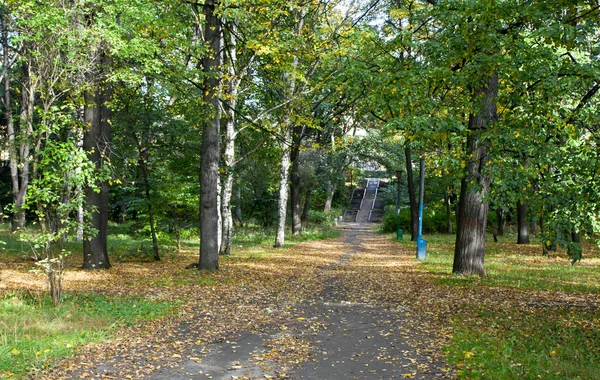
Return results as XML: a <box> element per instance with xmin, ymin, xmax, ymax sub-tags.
<box><xmin>219</xmin><ymin>22</ymin><xmax>239</xmax><ymax>256</ymax></box>
<box><xmin>274</xmin><ymin>128</ymin><xmax>292</xmax><ymax>247</ymax></box>
<box><xmin>274</xmin><ymin>12</ymin><xmax>303</xmax><ymax>247</ymax></box>
<box><xmin>290</xmin><ymin>128</ymin><xmax>302</xmax><ymax>236</ymax></box>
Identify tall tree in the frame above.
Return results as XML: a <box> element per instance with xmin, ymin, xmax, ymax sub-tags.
<box><xmin>82</xmin><ymin>51</ymin><xmax>112</xmax><ymax>270</ymax></box>
<box><xmin>453</xmin><ymin>74</ymin><xmax>498</xmax><ymax>276</ymax></box>
<box><xmin>198</xmin><ymin>0</ymin><xmax>222</xmax><ymax>270</ymax></box>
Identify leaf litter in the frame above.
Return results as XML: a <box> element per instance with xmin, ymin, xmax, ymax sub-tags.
<box><xmin>2</xmin><ymin>225</ymin><xmax>597</xmax><ymax>379</ymax></box>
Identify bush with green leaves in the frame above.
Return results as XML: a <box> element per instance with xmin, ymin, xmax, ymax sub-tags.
<box><xmin>26</xmin><ymin>140</ymin><xmax>102</xmax><ymax>307</ymax></box>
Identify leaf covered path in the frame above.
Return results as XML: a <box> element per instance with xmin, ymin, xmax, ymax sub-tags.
<box><xmin>44</xmin><ymin>225</ymin><xmax>456</xmax><ymax>379</ymax></box>
<box><xmin>41</xmin><ymin>224</ymin><xmax>600</xmax><ymax>379</ymax></box>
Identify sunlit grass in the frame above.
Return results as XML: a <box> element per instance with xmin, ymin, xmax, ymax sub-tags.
<box><xmin>399</xmin><ymin>233</ymin><xmax>600</xmax><ymax>294</ymax></box>
<box><xmin>396</xmin><ymin>233</ymin><xmax>600</xmax><ymax>379</ymax></box>
<box><xmin>0</xmin><ymin>292</ymin><xmax>176</xmax><ymax>378</ymax></box>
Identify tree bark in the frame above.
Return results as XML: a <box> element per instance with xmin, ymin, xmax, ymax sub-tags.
<box><xmin>516</xmin><ymin>200</ymin><xmax>529</xmax><ymax>244</ymax></box>
<box><xmin>301</xmin><ymin>187</ymin><xmax>311</xmax><ymax>225</ymax></box>
<box><xmin>405</xmin><ymin>145</ymin><xmax>418</xmax><ymax>241</ymax></box>
<box><xmin>453</xmin><ymin>74</ymin><xmax>498</xmax><ymax>276</ymax></box>
<box><xmin>219</xmin><ymin>23</ymin><xmax>238</xmax><ymax>256</ymax></box>
<box><xmin>198</xmin><ymin>0</ymin><xmax>222</xmax><ymax>270</ymax></box>
<box><xmin>496</xmin><ymin>208</ymin><xmax>505</xmax><ymax>236</ymax></box>
<box><xmin>290</xmin><ymin>126</ymin><xmax>303</xmax><ymax>236</ymax></box>
<box><xmin>220</xmin><ymin>169</ymin><xmax>235</xmax><ymax>255</ymax></box>
<box><xmin>82</xmin><ymin>53</ymin><xmax>112</xmax><ymax>270</ymax></box>
<box><xmin>323</xmin><ymin>176</ymin><xmax>335</xmax><ymax>213</ymax></box>
<box><xmin>274</xmin><ymin>11</ymin><xmax>303</xmax><ymax>248</ymax></box>
<box><xmin>139</xmin><ymin>149</ymin><xmax>160</xmax><ymax>261</ymax></box>
<box><xmin>274</xmin><ymin>128</ymin><xmax>292</xmax><ymax>247</ymax></box>
<box><xmin>4</xmin><ymin>22</ymin><xmax>31</xmax><ymax>231</ymax></box>
<box><xmin>235</xmin><ymin>180</ymin><xmax>243</xmax><ymax>226</ymax></box>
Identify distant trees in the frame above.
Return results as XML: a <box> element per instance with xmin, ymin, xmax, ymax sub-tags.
<box><xmin>1</xmin><ymin>0</ymin><xmax>598</xmax><ymax>278</ymax></box>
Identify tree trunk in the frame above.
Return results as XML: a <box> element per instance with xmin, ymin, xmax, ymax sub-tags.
<box><xmin>4</xmin><ymin>26</ymin><xmax>31</xmax><ymax>231</ymax></box>
<box><xmin>220</xmin><ymin>170</ymin><xmax>234</xmax><ymax>255</ymax></box>
<box><xmin>82</xmin><ymin>53</ymin><xmax>112</xmax><ymax>270</ymax></box>
<box><xmin>274</xmin><ymin>129</ymin><xmax>292</xmax><ymax>247</ymax></box>
<box><xmin>301</xmin><ymin>188</ymin><xmax>311</xmax><ymax>225</ymax></box>
<box><xmin>219</xmin><ymin>23</ymin><xmax>239</xmax><ymax>256</ymax></box>
<box><xmin>444</xmin><ymin>188</ymin><xmax>453</xmax><ymax>234</ymax></box>
<box><xmin>139</xmin><ymin>152</ymin><xmax>159</xmax><ymax>261</ymax></box>
<box><xmin>198</xmin><ymin>0</ymin><xmax>221</xmax><ymax>270</ymax></box>
<box><xmin>496</xmin><ymin>208</ymin><xmax>505</xmax><ymax>236</ymax></box>
<box><xmin>76</xmin><ymin>197</ymin><xmax>84</xmax><ymax>241</ymax></box>
<box><xmin>274</xmin><ymin>10</ymin><xmax>303</xmax><ymax>247</ymax></box>
<box><xmin>405</xmin><ymin>145</ymin><xmax>418</xmax><ymax>241</ymax></box>
<box><xmin>323</xmin><ymin>176</ymin><xmax>335</xmax><ymax>213</ymax></box>
<box><xmin>516</xmin><ymin>200</ymin><xmax>529</xmax><ymax>244</ymax></box>
<box><xmin>290</xmin><ymin>127</ymin><xmax>303</xmax><ymax>236</ymax></box>
<box><xmin>571</xmin><ymin>231</ymin><xmax>580</xmax><ymax>243</ymax></box>
<box><xmin>235</xmin><ymin>180</ymin><xmax>243</xmax><ymax>227</ymax></box>
<box><xmin>453</xmin><ymin>74</ymin><xmax>497</xmax><ymax>276</ymax></box>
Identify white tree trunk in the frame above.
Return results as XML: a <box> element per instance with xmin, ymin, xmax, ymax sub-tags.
<box><xmin>274</xmin><ymin>129</ymin><xmax>292</xmax><ymax>247</ymax></box>
<box><xmin>220</xmin><ymin>169</ymin><xmax>234</xmax><ymax>255</ymax></box>
<box><xmin>324</xmin><ymin>177</ymin><xmax>336</xmax><ymax>213</ymax></box>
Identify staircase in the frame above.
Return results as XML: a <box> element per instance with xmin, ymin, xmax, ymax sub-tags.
<box><xmin>343</xmin><ymin>178</ymin><xmax>386</xmax><ymax>223</ymax></box>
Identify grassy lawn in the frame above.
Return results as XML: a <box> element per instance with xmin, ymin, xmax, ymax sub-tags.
<box><xmin>401</xmin><ymin>233</ymin><xmax>600</xmax><ymax>379</ymax></box>
<box><xmin>0</xmin><ymin>292</ymin><xmax>175</xmax><ymax>378</ymax></box>
<box><xmin>0</xmin><ymin>222</ymin><xmax>339</xmax><ymax>378</ymax></box>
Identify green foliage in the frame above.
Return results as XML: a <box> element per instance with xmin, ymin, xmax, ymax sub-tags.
<box><xmin>0</xmin><ymin>291</ymin><xmax>175</xmax><ymax>377</ymax></box>
<box><xmin>381</xmin><ymin>205</ymin><xmax>412</xmax><ymax>233</ymax></box>
<box><xmin>26</xmin><ymin>138</ymin><xmax>103</xmax><ymax>306</ymax></box>
<box><xmin>381</xmin><ymin>204</ymin><xmax>454</xmax><ymax>234</ymax></box>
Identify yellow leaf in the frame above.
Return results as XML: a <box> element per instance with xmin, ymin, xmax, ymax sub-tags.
<box><xmin>297</xmin><ymin>317</ymin><xmax>305</xmax><ymax>321</ymax></box>
<box><xmin>403</xmin><ymin>374</ymin><xmax>412</xmax><ymax>378</ymax></box>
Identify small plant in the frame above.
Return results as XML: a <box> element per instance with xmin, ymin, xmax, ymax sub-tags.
<box><xmin>26</xmin><ymin>139</ymin><xmax>101</xmax><ymax>307</ymax></box>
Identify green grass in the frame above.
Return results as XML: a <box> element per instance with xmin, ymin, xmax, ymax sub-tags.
<box><xmin>231</xmin><ymin>224</ymin><xmax>340</xmax><ymax>250</ymax></box>
<box><xmin>398</xmin><ymin>233</ymin><xmax>600</xmax><ymax>379</ymax></box>
<box><xmin>0</xmin><ymin>220</ymin><xmax>340</xmax><ymax>378</ymax></box>
<box><xmin>0</xmin><ymin>291</ymin><xmax>176</xmax><ymax>378</ymax></box>
<box><xmin>405</xmin><ymin>233</ymin><xmax>600</xmax><ymax>294</ymax></box>
<box><xmin>447</xmin><ymin>308</ymin><xmax>600</xmax><ymax>379</ymax></box>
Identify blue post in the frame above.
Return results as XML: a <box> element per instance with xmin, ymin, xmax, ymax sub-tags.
<box><xmin>417</xmin><ymin>156</ymin><xmax>427</xmax><ymax>260</ymax></box>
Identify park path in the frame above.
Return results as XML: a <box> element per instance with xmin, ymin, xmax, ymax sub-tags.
<box><xmin>49</xmin><ymin>224</ymin><xmax>453</xmax><ymax>379</ymax></box>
